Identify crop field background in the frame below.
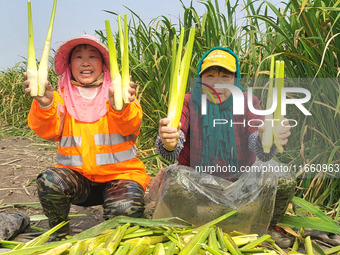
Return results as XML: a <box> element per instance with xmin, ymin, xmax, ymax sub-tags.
<box><xmin>0</xmin><ymin>0</ymin><xmax>339</xmax><ymax>212</ymax></box>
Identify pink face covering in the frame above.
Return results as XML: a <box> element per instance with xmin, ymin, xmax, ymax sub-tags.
<box><xmin>58</xmin><ymin>66</ymin><xmax>110</xmax><ymax>123</ymax></box>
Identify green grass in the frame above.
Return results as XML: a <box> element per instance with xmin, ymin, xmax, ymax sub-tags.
<box><xmin>1</xmin><ymin>0</ymin><xmax>339</xmax><ymax>211</ymax></box>
<box><xmin>0</xmin><ymin>63</ymin><xmax>31</xmax><ymax>130</ymax></box>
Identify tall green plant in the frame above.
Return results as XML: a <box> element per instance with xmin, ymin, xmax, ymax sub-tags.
<box><xmin>245</xmin><ymin>0</ymin><xmax>339</xmax><ymax>205</ymax></box>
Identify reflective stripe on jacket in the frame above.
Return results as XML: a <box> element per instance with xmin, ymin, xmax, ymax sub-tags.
<box><xmin>28</xmin><ymin>91</ymin><xmax>150</xmax><ymax>190</ymax></box>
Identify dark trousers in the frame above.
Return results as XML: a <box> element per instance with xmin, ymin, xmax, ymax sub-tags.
<box><xmin>36</xmin><ymin>167</ymin><xmax>145</xmax><ymax>234</ymax></box>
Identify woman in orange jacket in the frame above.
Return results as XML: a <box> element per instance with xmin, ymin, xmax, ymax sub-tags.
<box><xmin>23</xmin><ymin>35</ymin><xmax>150</xmax><ymax>237</ymax></box>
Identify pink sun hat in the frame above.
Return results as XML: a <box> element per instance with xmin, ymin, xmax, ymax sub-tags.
<box><xmin>54</xmin><ymin>35</ymin><xmax>110</xmax><ymax>75</ymax></box>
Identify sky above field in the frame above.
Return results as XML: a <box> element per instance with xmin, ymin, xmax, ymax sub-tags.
<box><xmin>0</xmin><ymin>0</ymin><xmax>280</xmax><ymax>71</ymax></box>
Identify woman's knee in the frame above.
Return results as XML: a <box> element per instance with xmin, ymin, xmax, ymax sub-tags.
<box><xmin>36</xmin><ymin>168</ymin><xmax>78</xmax><ymax>195</ymax></box>
<box><xmin>104</xmin><ymin>200</ymin><xmax>144</xmax><ymax>219</ymax></box>
<box><xmin>103</xmin><ymin>180</ymin><xmax>145</xmax><ymax>219</ymax></box>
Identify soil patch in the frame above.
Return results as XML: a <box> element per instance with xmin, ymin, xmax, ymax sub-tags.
<box><xmin>0</xmin><ymin>136</ymin><xmax>104</xmax><ymax>238</ymax></box>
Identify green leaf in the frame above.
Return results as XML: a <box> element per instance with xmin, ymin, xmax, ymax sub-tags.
<box><xmin>291</xmin><ymin>196</ymin><xmax>336</xmax><ymax>224</ymax></box>
<box><xmin>74</xmin><ymin>216</ymin><xmax>190</xmax><ymax>240</ymax></box>
<box><xmin>278</xmin><ymin>196</ymin><xmax>340</xmax><ymax>235</ymax></box>
<box><xmin>30</xmin><ymin>214</ymin><xmax>86</xmax><ymax>222</ymax></box>
<box><xmin>279</xmin><ymin>217</ymin><xmax>340</xmax><ymax>235</ymax></box>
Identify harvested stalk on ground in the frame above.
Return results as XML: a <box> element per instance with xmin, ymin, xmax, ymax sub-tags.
<box><xmin>68</xmin><ymin>239</ymin><xmax>88</xmax><ymax>255</ymax></box>
<box><xmin>4</xmin><ymin>213</ymin><xmax>333</xmax><ymax>255</ymax></box>
<box><xmin>38</xmin><ymin>242</ymin><xmax>72</xmax><ymax>255</ymax></box>
<box><xmin>223</xmin><ymin>233</ymin><xmax>242</xmax><ymax>255</ymax></box>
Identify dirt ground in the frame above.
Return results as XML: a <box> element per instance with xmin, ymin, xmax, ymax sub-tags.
<box><xmin>0</xmin><ymin>136</ymin><xmax>105</xmax><ymax>239</ymax></box>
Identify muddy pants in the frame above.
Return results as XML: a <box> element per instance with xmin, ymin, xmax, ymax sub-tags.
<box><xmin>36</xmin><ymin>168</ymin><xmax>145</xmax><ymax>234</ymax></box>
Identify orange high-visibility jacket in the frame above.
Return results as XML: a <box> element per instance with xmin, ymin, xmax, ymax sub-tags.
<box><xmin>28</xmin><ymin>91</ymin><xmax>150</xmax><ymax>190</ymax></box>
